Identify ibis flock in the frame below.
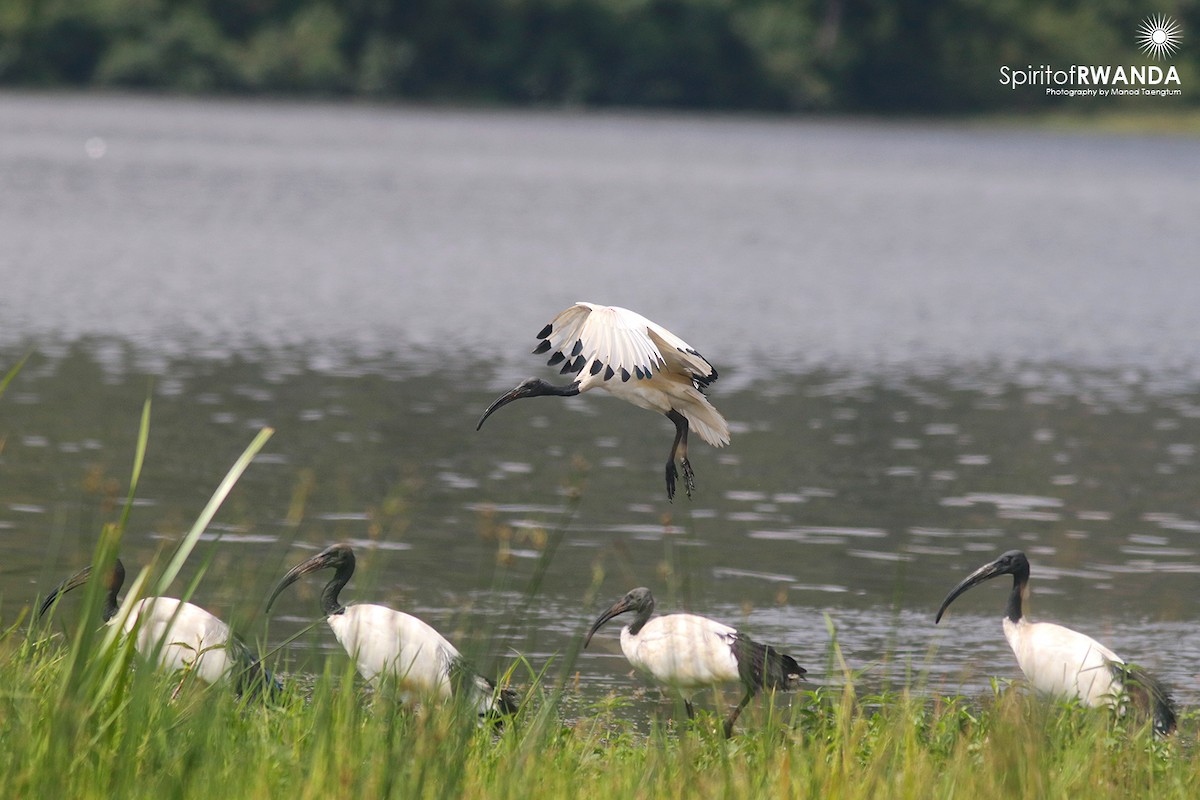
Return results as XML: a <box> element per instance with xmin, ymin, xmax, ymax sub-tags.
<box><xmin>35</xmin><ymin>302</ymin><xmax>1179</xmax><ymax>737</ymax></box>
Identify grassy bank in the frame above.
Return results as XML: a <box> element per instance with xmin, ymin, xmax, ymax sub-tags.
<box><xmin>2</xmin><ymin>615</ymin><xmax>1196</xmax><ymax>800</ymax></box>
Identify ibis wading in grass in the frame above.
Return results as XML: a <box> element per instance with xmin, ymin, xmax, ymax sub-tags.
<box><xmin>935</xmin><ymin>550</ymin><xmax>1176</xmax><ymax>735</ymax></box>
<box><xmin>584</xmin><ymin>587</ymin><xmax>806</xmax><ymax>737</ymax></box>
<box><xmin>39</xmin><ymin>558</ymin><xmax>277</xmax><ymax>695</ymax></box>
<box><xmin>476</xmin><ymin>302</ymin><xmax>730</xmax><ymax>500</ymax></box>
<box><xmin>266</xmin><ymin>543</ymin><xmax>517</xmax><ymax>717</ymax></box>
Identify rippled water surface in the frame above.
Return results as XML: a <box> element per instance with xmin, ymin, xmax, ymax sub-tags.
<box><xmin>2</xmin><ymin>94</ymin><xmax>1199</xmax><ymax>714</ymax></box>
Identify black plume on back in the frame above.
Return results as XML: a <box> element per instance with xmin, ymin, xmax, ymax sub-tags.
<box><xmin>235</xmin><ymin>659</ymin><xmax>283</xmax><ymax>701</ymax></box>
<box><xmin>732</xmin><ymin>633</ymin><xmax>807</xmax><ymax>692</ymax></box>
<box><xmin>495</xmin><ymin>686</ymin><xmax>520</xmax><ymax>716</ymax></box>
<box><xmin>1113</xmin><ymin>663</ymin><xmax>1176</xmax><ymax>737</ymax></box>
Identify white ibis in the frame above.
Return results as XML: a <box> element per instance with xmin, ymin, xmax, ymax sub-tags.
<box><xmin>935</xmin><ymin>550</ymin><xmax>1176</xmax><ymax>735</ymax></box>
<box><xmin>39</xmin><ymin>558</ymin><xmax>278</xmax><ymax>696</ymax></box>
<box><xmin>584</xmin><ymin>587</ymin><xmax>806</xmax><ymax>737</ymax></box>
<box><xmin>476</xmin><ymin>302</ymin><xmax>730</xmax><ymax>500</ymax></box>
<box><xmin>265</xmin><ymin>543</ymin><xmax>516</xmax><ymax>717</ymax></box>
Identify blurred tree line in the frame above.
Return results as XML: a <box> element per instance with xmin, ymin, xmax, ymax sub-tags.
<box><xmin>0</xmin><ymin>0</ymin><xmax>1195</xmax><ymax>111</ymax></box>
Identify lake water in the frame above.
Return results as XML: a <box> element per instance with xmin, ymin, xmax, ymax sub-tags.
<box><xmin>2</xmin><ymin>93</ymin><xmax>1199</xmax><ymax>716</ymax></box>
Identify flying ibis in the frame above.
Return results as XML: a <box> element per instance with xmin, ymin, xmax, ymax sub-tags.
<box><xmin>265</xmin><ymin>543</ymin><xmax>517</xmax><ymax>717</ymax></box>
<box><xmin>39</xmin><ymin>557</ymin><xmax>278</xmax><ymax>696</ymax></box>
<box><xmin>584</xmin><ymin>587</ymin><xmax>806</xmax><ymax>737</ymax></box>
<box><xmin>935</xmin><ymin>550</ymin><xmax>1176</xmax><ymax>735</ymax></box>
<box><xmin>476</xmin><ymin>302</ymin><xmax>730</xmax><ymax>500</ymax></box>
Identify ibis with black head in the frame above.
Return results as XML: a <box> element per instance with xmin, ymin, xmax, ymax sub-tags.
<box><xmin>39</xmin><ymin>557</ymin><xmax>277</xmax><ymax>695</ymax></box>
<box><xmin>476</xmin><ymin>302</ymin><xmax>729</xmax><ymax>500</ymax></box>
<box><xmin>935</xmin><ymin>549</ymin><xmax>1175</xmax><ymax>735</ymax></box>
<box><xmin>585</xmin><ymin>587</ymin><xmax>806</xmax><ymax>737</ymax></box>
<box><xmin>266</xmin><ymin>543</ymin><xmax>516</xmax><ymax>717</ymax></box>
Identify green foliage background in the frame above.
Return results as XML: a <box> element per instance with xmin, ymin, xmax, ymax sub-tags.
<box><xmin>0</xmin><ymin>0</ymin><xmax>1195</xmax><ymax>111</ymax></box>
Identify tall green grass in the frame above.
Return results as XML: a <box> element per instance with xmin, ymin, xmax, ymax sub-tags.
<box><xmin>4</xmin><ymin>618</ymin><xmax>1198</xmax><ymax>800</ymax></box>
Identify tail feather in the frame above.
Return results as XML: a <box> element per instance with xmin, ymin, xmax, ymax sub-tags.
<box><xmin>1113</xmin><ymin>662</ymin><xmax>1176</xmax><ymax>736</ymax></box>
<box><xmin>678</xmin><ymin>387</ymin><xmax>730</xmax><ymax>448</ymax></box>
<box><xmin>234</xmin><ymin>659</ymin><xmax>283</xmax><ymax>701</ymax></box>
<box><xmin>450</xmin><ymin>658</ymin><xmax>519</xmax><ymax>719</ymax></box>
<box><xmin>732</xmin><ymin>633</ymin><xmax>807</xmax><ymax>692</ymax></box>
<box><xmin>494</xmin><ymin>686</ymin><xmax>520</xmax><ymax>716</ymax></box>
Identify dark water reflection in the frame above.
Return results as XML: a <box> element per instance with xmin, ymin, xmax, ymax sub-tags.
<box><xmin>4</xmin><ymin>343</ymin><xmax>1199</xmax><ymax>707</ymax></box>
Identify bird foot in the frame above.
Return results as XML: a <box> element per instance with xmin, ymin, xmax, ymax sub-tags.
<box><xmin>665</xmin><ymin>460</ymin><xmax>696</xmax><ymax>502</ymax></box>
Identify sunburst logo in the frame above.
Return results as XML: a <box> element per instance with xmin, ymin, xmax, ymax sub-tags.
<box><xmin>1137</xmin><ymin>14</ymin><xmax>1183</xmax><ymax>60</ymax></box>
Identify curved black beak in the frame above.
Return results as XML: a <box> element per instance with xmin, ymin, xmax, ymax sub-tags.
<box><xmin>266</xmin><ymin>550</ymin><xmax>337</xmax><ymax>612</ymax></box>
<box><xmin>584</xmin><ymin>596</ymin><xmax>634</xmax><ymax>648</ymax></box>
<box><xmin>476</xmin><ymin>387</ymin><xmax>524</xmax><ymax>431</ymax></box>
<box><xmin>38</xmin><ymin>566</ymin><xmax>93</xmax><ymax>619</ymax></box>
<box><xmin>935</xmin><ymin>559</ymin><xmax>1010</xmax><ymax>623</ymax></box>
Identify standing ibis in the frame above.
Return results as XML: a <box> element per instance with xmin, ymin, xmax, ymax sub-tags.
<box><xmin>476</xmin><ymin>302</ymin><xmax>730</xmax><ymax>500</ymax></box>
<box><xmin>584</xmin><ymin>587</ymin><xmax>806</xmax><ymax>737</ymax></box>
<box><xmin>935</xmin><ymin>550</ymin><xmax>1176</xmax><ymax>735</ymax></box>
<box><xmin>39</xmin><ymin>558</ymin><xmax>277</xmax><ymax>695</ymax></box>
<box><xmin>266</xmin><ymin>543</ymin><xmax>516</xmax><ymax>717</ymax></box>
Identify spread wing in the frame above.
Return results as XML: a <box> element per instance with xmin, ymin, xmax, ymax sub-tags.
<box><xmin>532</xmin><ymin>302</ymin><xmax>718</xmax><ymax>387</ymax></box>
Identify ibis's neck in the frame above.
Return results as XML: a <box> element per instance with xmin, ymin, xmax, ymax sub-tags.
<box><xmin>101</xmin><ymin>559</ymin><xmax>127</xmax><ymax>623</ymax></box>
<box><xmin>322</xmin><ymin>563</ymin><xmax>354</xmax><ymax>616</ymax></box>
<box><xmin>100</xmin><ymin>587</ymin><xmax>120</xmax><ymax>623</ymax></box>
<box><xmin>533</xmin><ymin>379</ymin><xmax>580</xmax><ymax>398</ymax></box>
<box><xmin>1005</xmin><ymin>577</ymin><xmax>1029</xmax><ymax>623</ymax></box>
<box><xmin>627</xmin><ymin>603</ymin><xmax>654</xmax><ymax>636</ymax></box>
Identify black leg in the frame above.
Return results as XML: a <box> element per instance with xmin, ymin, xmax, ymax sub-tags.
<box><xmin>665</xmin><ymin>410</ymin><xmax>691</xmax><ymax>501</ymax></box>
<box><xmin>723</xmin><ymin>689</ymin><xmax>754</xmax><ymax>739</ymax></box>
<box><xmin>684</xmin><ymin>699</ymin><xmax>695</xmax><ymax>720</ymax></box>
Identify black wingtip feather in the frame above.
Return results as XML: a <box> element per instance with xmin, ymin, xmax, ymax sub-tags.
<box><xmin>536</xmin><ymin>323</ymin><xmax>553</xmax><ymax>339</ymax></box>
<box><xmin>547</xmin><ymin>351</ymin><xmax>565</xmax><ymax>366</ymax></box>
<box><xmin>533</xmin><ymin>340</ymin><xmax>552</xmax><ymax>355</ymax></box>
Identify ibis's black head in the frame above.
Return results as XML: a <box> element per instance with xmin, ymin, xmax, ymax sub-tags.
<box><xmin>267</xmin><ymin>543</ymin><xmax>356</xmax><ymax>617</ymax></box>
<box><xmin>935</xmin><ymin>550</ymin><xmax>1031</xmax><ymax>624</ymax></box>
<box><xmin>475</xmin><ymin>378</ymin><xmax>579</xmax><ymax>431</ymax></box>
<box><xmin>584</xmin><ymin>587</ymin><xmax>655</xmax><ymax>648</ymax></box>
<box><xmin>39</xmin><ymin>558</ymin><xmax>126</xmax><ymax>622</ymax></box>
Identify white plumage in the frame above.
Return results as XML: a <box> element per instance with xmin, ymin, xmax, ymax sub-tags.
<box><xmin>936</xmin><ymin>550</ymin><xmax>1175</xmax><ymax>735</ymax></box>
<box><xmin>478</xmin><ymin>302</ymin><xmax>729</xmax><ymax>500</ymax></box>
<box><xmin>325</xmin><ymin>603</ymin><xmax>492</xmax><ymax>709</ymax></box>
<box><xmin>267</xmin><ymin>543</ymin><xmax>515</xmax><ymax>716</ymax></box>
<box><xmin>585</xmin><ymin>587</ymin><xmax>806</xmax><ymax>737</ymax></box>
<box><xmin>618</xmin><ymin>613</ymin><xmax>742</xmax><ymax>689</ymax></box>
<box><xmin>1002</xmin><ymin>617</ymin><xmax>1122</xmax><ymax>708</ymax></box>
<box><xmin>120</xmin><ymin>596</ymin><xmax>248</xmax><ymax>684</ymax></box>
<box><xmin>39</xmin><ymin>558</ymin><xmax>274</xmax><ymax>693</ymax></box>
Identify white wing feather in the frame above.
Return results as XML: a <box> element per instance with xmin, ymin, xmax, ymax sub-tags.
<box><xmin>538</xmin><ymin>302</ymin><xmax>717</xmax><ymax>384</ymax></box>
